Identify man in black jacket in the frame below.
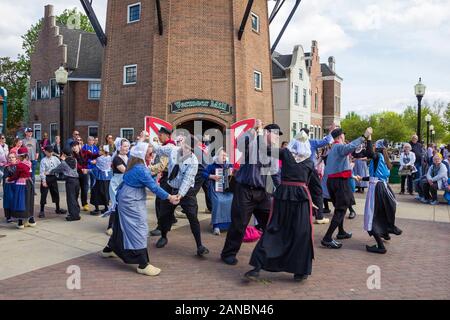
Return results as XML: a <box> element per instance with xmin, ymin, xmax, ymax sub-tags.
<box><xmin>410</xmin><ymin>134</ymin><xmax>424</xmax><ymax>179</ymax></box>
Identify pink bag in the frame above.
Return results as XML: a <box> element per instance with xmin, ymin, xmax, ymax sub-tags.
<box><xmin>243</xmin><ymin>226</ymin><xmax>262</xmax><ymax>242</ymax></box>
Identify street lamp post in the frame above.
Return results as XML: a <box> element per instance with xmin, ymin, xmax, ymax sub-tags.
<box><xmin>430</xmin><ymin>126</ymin><xmax>435</xmax><ymax>144</ymax></box>
<box><xmin>55</xmin><ymin>65</ymin><xmax>68</xmax><ymax>145</ymax></box>
<box><xmin>414</xmin><ymin>78</ymin><xmax>426</xmax><ymax>143</ymax></box>
<box><xmin>425</xmin><ymin>114</ymin><xmax>431</xmax><ymax>146</ymax></box>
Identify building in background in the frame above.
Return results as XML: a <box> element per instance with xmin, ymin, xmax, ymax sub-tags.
<box><xmin>322</xmin><ymin>56</ymin><xmax>343</xmax><ymax>129</ymax></box>
<box><xmin>28</xmin><ymin>5</ymin><xmax>103</xmax><ymax>142</ymax></box>
<box><xmin>272</xmin><ymin>45</ymin><xmax>311</xmax><ymax>140</ymax></box>
<box><xmin>272</xmin><ymin>40</ymin><xmax>342</xmax><ymax>139</ymax></box>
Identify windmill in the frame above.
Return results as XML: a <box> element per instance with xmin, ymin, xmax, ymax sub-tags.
<box><xmin>79</xmin><ymin>0</ymin><xmax>302</xmax><ymax>53</ymax></box>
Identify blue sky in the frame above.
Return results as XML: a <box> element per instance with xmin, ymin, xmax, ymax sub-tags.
<box><xmin>1</xmin><ymin>0</ymin><xmax>449</xmax><ymax>116</ymax></box>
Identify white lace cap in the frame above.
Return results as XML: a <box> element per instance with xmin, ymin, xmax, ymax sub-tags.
<box><xmin>130</xmin><ymin>142</ymin><xmax>149</xmax><ymax>161</ymax></box>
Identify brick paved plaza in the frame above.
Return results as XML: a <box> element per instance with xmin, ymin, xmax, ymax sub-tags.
<box><xmin>0</xmin><ymin>186</ymin><xmax>449</xmax><ymax>300</ymax></box>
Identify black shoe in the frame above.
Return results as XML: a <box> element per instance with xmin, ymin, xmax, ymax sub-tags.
<box><xmin>388</xmin><ymin>226</ymin><xmax>403</xmax><ymax>235</ymax></box>
<box><xmin>366</xmin><ymin>245</ymin><xmax>387</xmax><ymax>254</ymax></box>
<box><xmin>28</xmin><ymin>217</ymin><xmax>36</xmax><ymax>224</ymax></box>
<box><xmin>197</xmin><ymin>245</ymin><xmax>210</xmax><ymax>257</ymax></box>
<box><xmin>321</xmin><ymin>239</ymin><xmax>342</xmax><ymax>249</ymax></box>
<box><xmin>221</xmin><ymin>255</ymin><xmax>238</xmax><ymax>265</ymax></box>
<box><xmin>323</xmin><ymin>209</ymin><xmax>331</xmax><ymax>214</ymax></box>
<box><xmin>66</xmin><ymin>216</ymin><xmax>81</xmax><ymax>222</ymax></box>
<box><xmin>381</xmin><ymin>233</ymin><xmax>391</xmax><ymax>241</ymax></box>
<box><xmin>348</xmin><ymin>211</ymin><xmax>356</xmax><ymax>219</ymax></box>
<box><xmin>244</xmin><ymin>269</ymin><xmax>260</xmax><ymax>282</ymax></box>
<box><xmin>156</xmin><ymin>237</ymin><xmax>168</xmax><ymax>248</ymax></box>
<box><xmin>149</xmin><ymin>229</ymin><xmax>162</xmax><ymax>237</ymax></box>
<box><xmin>90</xmin><ymin>210</ymin><xmax>101</xmax><ymax>216</ymax></box>
<box><xmin>408</xmin><ymin>191</ymin><xmax>414</xmax><ymax>195</ymax></box>
<box><xmin>336</xmin><ymin>232</ymin><xmax>352</xmax><ymax>240</ymax></box>
<box><xmin>55</xmin><ymin>209</ymin><xmax>67</xmax><ymax>215</ymax></box>
<box><xmin>399</xmin><ymin>191</ymin><xmax>405</xmax><ymax>195</ymax></box>
<box><xmin>293</xmin><ymin>274</ymin><xmax>308</xmax><ymax>282</ymax></box>
<box><xmin>38</xmin><ymin>211</ymin><xmax>45</xmax><ymax>218</ymax></box>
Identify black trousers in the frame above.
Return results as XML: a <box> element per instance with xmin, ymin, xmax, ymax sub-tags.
<box><xmin>323</xmin><ymin>177</ymin><xmax>354</xmax><ymax>241</ymax></box>
<box><xmin>422</xmin><ymin>182</ymin><xmax>438</xmax><ymax>201</ymax></box>
<box><xmin>201</xmin><ymin>179</ymin><xmax>212</xmax><ymax>211</ymax></box>
<box><xmin>40</xmin><ymin>175</ymin><xmax>60</xmax><ymax>208</ymax></box>
<box><xmin>154</xmin><ymin>174</ymin><xmax>174</xmax><ymax>229</ymax></box>
<box><xmin>221</xmin><ymin>182</ymin><xmax>270</xmax><ymax>259</ymax></box>
<box><xmin>159</xmin><ymin>186</ymin><xmax>203</xmax><ymax>247</ymax></box>
<box><xmin>78</xmin><ymin>173</ymin><xmax>89</xmax><ymax>206</ymax></box>
<box><xmin>309</xmin><ymin>169</ymin><xmax>324</xmax><ymax>219</ymax></box>
<box><xmin>400</xmin><ymin>175</ymin><xmax>413</xmax><ymax>193</ymax></box>
<box><xmin>66</xmin><ymin>177</ymin><xmax>80</xmax><ymax>219</ymax></box>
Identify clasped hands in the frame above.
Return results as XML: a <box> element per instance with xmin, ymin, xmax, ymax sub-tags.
<box><xmin>167</xmin><ymin>194</ymin><xmax>182</xmax><ymax>205</ymax></box>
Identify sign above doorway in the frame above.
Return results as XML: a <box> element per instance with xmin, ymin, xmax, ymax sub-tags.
<box><xmin>170</xmin><ymin>99</ymin><xmax>233</xmax><ymax>114</ymax></box>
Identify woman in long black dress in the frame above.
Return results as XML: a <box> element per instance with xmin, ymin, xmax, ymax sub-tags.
<box><xmin>245</xmin><ymin>133</ymin><xmax>315</xmax><ymax>282</ymax></box>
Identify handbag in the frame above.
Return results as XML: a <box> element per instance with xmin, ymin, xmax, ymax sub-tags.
<box><xmin>243</xmin><ymin>226</ymin><xmax>262</xmax><ymax>242</ymax></box>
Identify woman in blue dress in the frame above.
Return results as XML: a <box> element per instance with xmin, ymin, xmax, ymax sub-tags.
<box><xmin>363</xmin><ymin>139</ymin><xmax>402</xmax><ymax>254</ymax></box>
<box><xmin>203</xmin><ymin>148</ymin><xmax>233</xmax><ymax>235</ymax></box>
<box><xmin>102</xmin><ymin>142</ymin><xmax>180</xmax><ymax>276</ymax></box>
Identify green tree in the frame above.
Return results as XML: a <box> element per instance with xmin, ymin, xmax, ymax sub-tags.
<box><xmin>340</xmin><ymin>112</ymin><xmax>369</xmax><ymax>141</ymax></box>
<box><xmin>370</xmin><ymin>111</ymin><xmax>409</xmax><ymax>143</ymax></box>
<box><xmin>402</xmin><ymin>105</ymin><xmax>447</xmax><ymax>143</ymax></box>
<box><xmin>0</xmin><ymin>57</ymin><xmax>28</xmax><ymax>136</ymax></box>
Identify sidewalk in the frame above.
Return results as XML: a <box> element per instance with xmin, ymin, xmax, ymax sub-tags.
<box><xmin>0</xmin><ymin>182</ymin><xmax>448</xmax><ymax>299</ymax></box>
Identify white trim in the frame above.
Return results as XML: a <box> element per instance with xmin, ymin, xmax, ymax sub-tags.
<box><xmin>123</xmin><ymin>64</ymin><xmax>137</xmax><ymax>85</ymax></box>
<box><xmin>250</xmin><ymin>12</ymin><xmax>260</xmax><ymax>33</ymax></box>
<box><xmin>120</xmin><ymin>128</ymin><xmax>135</xmax><ymax>140</ymax></box>
<box><xmin>68</xmin><ymin>78</ymin><xmax>102</xmax><ymax>82</ymax></box>
<box><xmin>272</xmin><ymin>78</ymin><xmax>288</xmax><ymax>82</ymax></box>
<box><xmin>322</xmin><ymin>75</ymin><xmax>343</xmax><ymax>82</ymax></box>
<box><xmin>253</xmin><ymin>70</ymin><xmax>262</xmax><ymax>91</ymax></box>
<box><xmin>88</xmin><ymin>126</ymin><xmax>99</xmax><ymax>138</ymax></box>
<box><xmin>33</xmin><ymin>123</ymin><xmax>42</xmax><ymax>140</ymax></box>
<box><xmin>88</xmin><ymin>81</ymin><xmax>101</xmax><ymax>100</ymax></box>
<box><xmin>49</xmin><ymin>123</ymin><xmax>58</xmax><ymax>143</ymax></box>
<box><xmin>127</xmin><ymin>2</ymin><xmax>141</xmax><ymax>24</ymax></box>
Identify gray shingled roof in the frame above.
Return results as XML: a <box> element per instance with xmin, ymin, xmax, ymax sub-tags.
<box><xmin>272</xmin><ymin>60</ymin><xmax>286</xmax><ymax>79</ymax></box>
<box><xmin>57</xmin><ymin>24</ymin><xmax>103</xmax><ymax>79</ymax></box>
<box><xmin>321</xmin><ymin>63</ymin><xmax>339</xmax><ymax>77</ymax></box>
<box><xmin>275</xmin><ymin>54</ymin><xmax>292</xmax><ymax>68</ymax></box>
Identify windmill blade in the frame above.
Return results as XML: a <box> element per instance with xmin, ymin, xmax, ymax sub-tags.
<box><xmin>271</xmin><ymin>0</ymin><xmax>301</xmax><ymax>54</ymax></box>
<box><xmin>80</xmin><ymin>0</ymin><xmax>107</xmax><ymax>46</ymax></box>
<box><xmin>269</xmin><ymin>0</ymin><xmax>286</xmax><ymax>24</ymax></box>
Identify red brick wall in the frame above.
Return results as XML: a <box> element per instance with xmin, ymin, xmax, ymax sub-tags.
<box><xmin>309</xmin><ymin>41</ymin><xmax>323</xmax><ymax>128</ymax></box>
<box><xmin>99</xmin><ymin>0</ymin><xmax>273</xmax><ymax>137</ymax></box>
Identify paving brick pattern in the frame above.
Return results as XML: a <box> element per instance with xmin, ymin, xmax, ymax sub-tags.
<box><xmin>0</xmin><ymin>216</ymin><xmax>448</xmax><ymax>300</ymax></box>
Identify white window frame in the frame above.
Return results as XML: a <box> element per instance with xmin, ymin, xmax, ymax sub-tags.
<box><xmin>49</xmin><ymin>123</ymin><xmax>58</xmax><ymax>143</ymax></box>
<box><xmin>294</xmin><ymin>85</ymin><xmax>299</xmax><ymax>105</ymax></box>
<box><xmin>36</xmin><ymin>81</ymin><xmax>42</xmax><ymax>100</ymax></box>
<box><xmin>88</xmin><ymin>126</ymin><xmax>99</xmax><ymax>138</ymax></box>
<box><xmin>123</xmin><ymin>64</ymin><xmax>137</xmax><ymax>85</ymax></box>
<box><xmin>251</xmin><ymin>12</ymin><xmax>260</xmax><ymax>33</ymax></box>
<box><xmin>33</xmin><ymin>123</ymin><xmax>42</xmax><ymax>140</ymax></box>
<box><xmin>88</xmin><ymin>81</ymin><xmax>101</xmax><ymax>100</ymax></box>
<box><xmin>127</xmin><ymin>2</ymin><xmax>141</xmax><ymax>24</ymax></box>
<box><xmin>120</xmin><ymin>128</ymin><xmax>135</xmax><ymax>141</ymax></box>
<box><xmin>253</xmin><ymin>70</ymin><xmax>262</xmax><ymax>91</ymax></box>
<box><xmin>299</xmin><ymin>69</ymin><xmax>303</xmax><ymax>81</ymax></box>
<box><xmin>303</xmin><ymin>88</ymin><xmax>307</xmax><ymax>108</ymax></box>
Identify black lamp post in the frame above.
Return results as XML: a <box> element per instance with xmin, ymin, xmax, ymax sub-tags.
<box><xmin>414</xmin><ymin>78</ymin><xmax>426</xmax><ymax>143</ymax></box>
<box><xmin>430</xmin><ymin>127</ymin><xmax>435</xmax><ymax>144</ymax></box>
<box><xmin>55</xmin><ymin>66</ymin><xmax>68</xmax><ymax>145</ymax></box>
<box><xmin>425</xmin><ymin>114</ymin><xmax>431</xmax><ymax>147</ymax></box>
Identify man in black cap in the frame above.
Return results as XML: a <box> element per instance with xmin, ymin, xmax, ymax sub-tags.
<box><xmin>149</xmin><ymin>126</ymin><xmax>176</xmax><ymax>236</ymax></box>
<box><xmin>221</xmin><ymin>120</ymin><xmax>281</xmax><ymax>265</ymax></box>
<box><xmin>321</xmin><ymin>126</ymin><xmax>373</xmax><ymax>249</ymax></box>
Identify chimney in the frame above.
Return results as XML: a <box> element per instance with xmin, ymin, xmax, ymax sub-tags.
<box><xmin>44</xmin><ymin>4</ymin><xmax>54</xmax><ymax>18</ymax></box>
<box><xmin>328</xmin><ymin>56</ymin><xmax>335</xmax><ymax>72</ymax></box>
<box><xmin>312</xmin><ymin>40</ymin><xmax>318</xmax><ymax>53</ymax></box>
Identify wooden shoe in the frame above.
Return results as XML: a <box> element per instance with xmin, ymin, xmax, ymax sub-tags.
<box><xmin>137</xmin><ymin>264</ymin><xmax>161</xmax><ymax>276</ymax></box>
<box><xmin>101</xmin><ymin>250</ymin><xmax>117</xmax><ymax>258</ymax></box>
<box><xmin>105</xmin><ymin>228</ymin><xmax>113</xmax><ymax>236</ymax></box>
<box><xmin>314</xmin><ymin>218</ymin><xmax>330</xmax><ymax>224</ymax></box>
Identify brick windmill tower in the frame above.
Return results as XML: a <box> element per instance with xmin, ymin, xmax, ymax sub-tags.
<box><xmin>81</xmin><ymin>0</ymin><xmax>301</xmax><ymax>138</ymax></box>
